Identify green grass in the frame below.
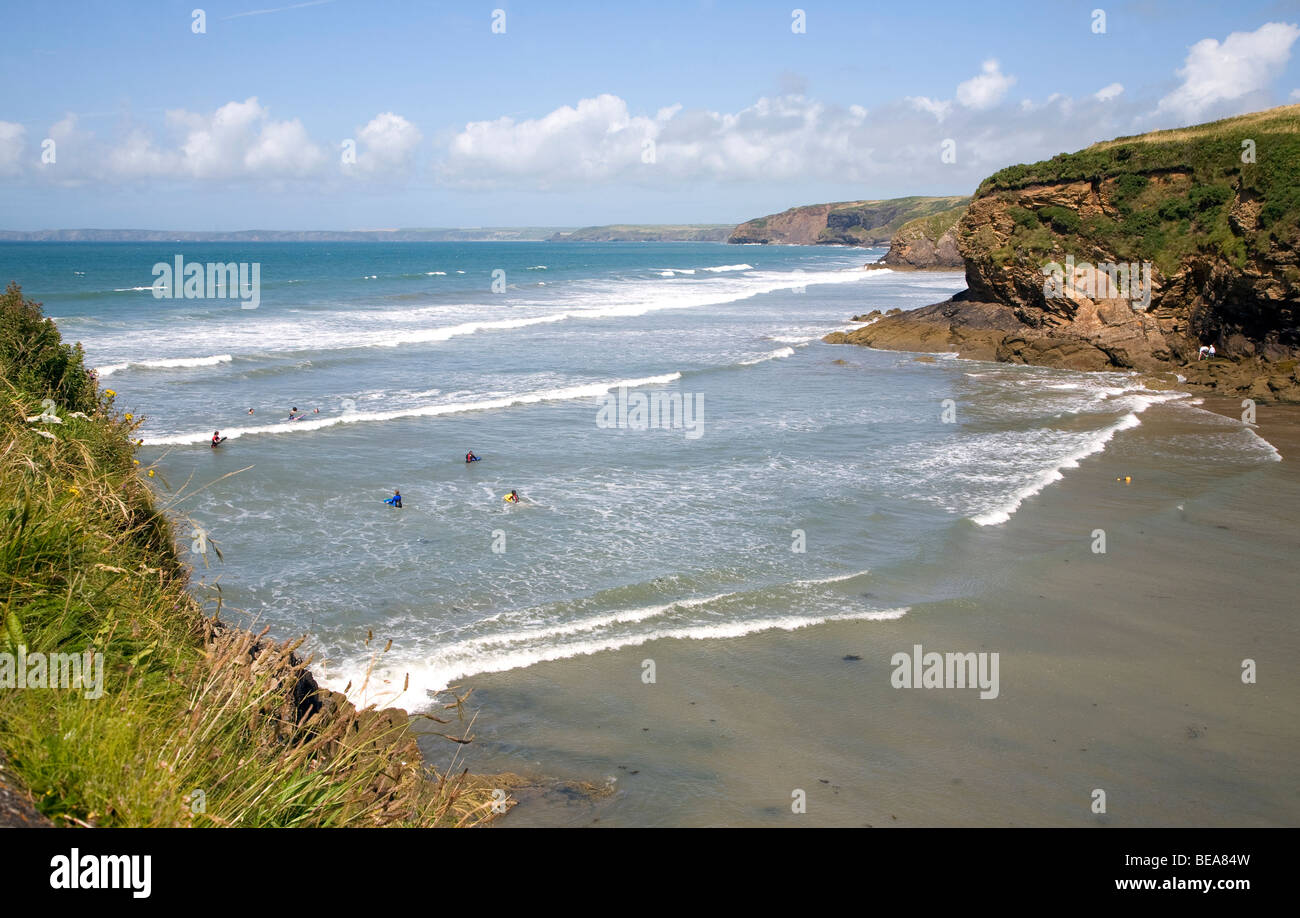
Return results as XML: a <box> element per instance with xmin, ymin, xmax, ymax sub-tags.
<box><xmin>820</xmin><ymin>195</ymin><xmax>971</xmax><ymax>244</ymax></box>
<box><xmin>731</xmin><ymin>195</ymin><xmax>970</xmax><ymax>244</ymax></box>
<box><xmin>892</xmin><ymin>203</ymin><xmax>969</xmax><ymax>244</ymax></box>
<box><xmin>0</xmin><ymin>282</ymin><xmax>501</xmax><ymax>827</ymax></box>
<box><xmin>972</xmin><ymin>104</ymin><xmax>1300</xmax><ymax>274</ymax></box>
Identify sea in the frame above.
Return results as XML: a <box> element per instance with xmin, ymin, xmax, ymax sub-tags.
<box><xmin>3</xmin><ymin>240</ymin><xmax>1290</xmax><ymax>824</ymax></box>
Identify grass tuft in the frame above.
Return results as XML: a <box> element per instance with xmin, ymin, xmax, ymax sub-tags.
<box><xmin>0</xmin><ymin>283</ymin><xmax>505</xmax><ymax>827</ymax></box>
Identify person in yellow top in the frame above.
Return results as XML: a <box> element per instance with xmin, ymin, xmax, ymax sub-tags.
<box><xmin>503</xmin><ymin>489</ymin><xmax>520</xmax><ymax>503</ymax></box>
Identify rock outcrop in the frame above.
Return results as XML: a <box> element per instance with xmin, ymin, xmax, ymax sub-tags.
<box><xmin>828</xmin><ymin>105</ymin><xmax>1300</xmax><ymax>401</ymax></box>
<box><xmin>879</xmin><ymin>204</ymin><xmax>968</xmax><ymax>269</ymax></box>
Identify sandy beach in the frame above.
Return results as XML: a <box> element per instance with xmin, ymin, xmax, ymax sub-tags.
<box><xmin>433</xmin><ymin>395</ymin><xmax>1300</xmax><ymax>826</ymax></box>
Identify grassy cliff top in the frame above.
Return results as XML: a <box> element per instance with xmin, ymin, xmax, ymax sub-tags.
<box><xmin>731</xmin><ymin>195</ymin><xmax>970</xmax><ymax>245</ymax></box>
<box><xmin>969</xmin><ymin>104</ymin><xmax>1300</xmax><ymax>273</ymax></box>
<box><xmin>892</xmin><ymin>202</ymin><xmax>969</xmax><ymax>242</ymax></box>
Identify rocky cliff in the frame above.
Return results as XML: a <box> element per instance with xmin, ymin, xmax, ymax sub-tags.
<box><xmin>879</xmin><ymin>203</ymin><xmax>968</xmax><ymax>268</ymax></box>
<box><xmin>829</xmin><ymin>105</ymin><xmax>1300</xmax><ymax>402</ymax></box>
<box><xmin>730</xmin><ymin>196</ymin><xmax>969</xmax><ymax>246</ymax></box>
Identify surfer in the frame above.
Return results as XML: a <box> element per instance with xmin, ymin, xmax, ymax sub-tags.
<box><xmin>466</xmin><ymin>451</ymin><xmax>480</xmax><ymax>463</ymax></box>
<box><xmin>503</xmin><ymin>489</ymin><xmax>519</xmax><ymax>503</ymax></box>
<box><xmin>211</xmin><ymin>431</ymin><xmax>226</xmax><ymax>448</ymax></box>
<box><xmin>247</xmin><ymin>408</ymin><xmax>254</xmax><ymax>415</ymax></box>
<box><xmin>385</xmin><ymin>489</ymin><xmax>403</xmax><ymax>508</ymax></box>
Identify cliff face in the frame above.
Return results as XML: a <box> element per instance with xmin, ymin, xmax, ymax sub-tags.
<box><xmin>880</xmin><ymin>204</ymin><xmax>968</xmax><ymax>268</ymax></box>
<box><xmin>830</xmin><ymin>105</ymin><xmax>1300</xmax><ymax>401</ymax></box>
<box><xmin>730</xmin><ymin>196</ymin><xmax>969</xmax><ymax>246</ymax></box>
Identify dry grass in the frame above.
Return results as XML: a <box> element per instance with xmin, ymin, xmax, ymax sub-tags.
<box><xmin>1091</xmin><ymin>105</ymin><xmax>1300</xmax><ymax>150</ymax></box>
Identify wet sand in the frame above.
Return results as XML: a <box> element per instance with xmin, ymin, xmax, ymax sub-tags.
<box><xmin>423</xmin><ymin>396</ymin><xmax>1300</xmax><ymax>826</ymax></box>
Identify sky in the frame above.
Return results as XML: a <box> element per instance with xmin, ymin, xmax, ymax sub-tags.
<box><xmin>1</xmin><ymin>0</ymin><xmax>1299</xmax><ymax>230</ymax></box>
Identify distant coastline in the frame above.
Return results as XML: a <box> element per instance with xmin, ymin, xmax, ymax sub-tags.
<box><xmin>0</xmin><ymin>228</ymin><xmax>574</xmax><ymax>243</ymax></box>
<box><xmin>0</xmin><ymin>226</ymin><xmax>744</xmax><ymax>244</ymax></box>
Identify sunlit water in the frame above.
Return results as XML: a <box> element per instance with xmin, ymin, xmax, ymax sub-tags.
<box><xmin>3</xmin><ymin>241</ymin><xmax>1279</xmax><ymax>717</ymax></box>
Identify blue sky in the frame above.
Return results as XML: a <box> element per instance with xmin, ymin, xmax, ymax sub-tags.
<box><xmin>2</xmin><ymin>0</ymin><xmax>1298</xmax><ymax>229</ymax></box>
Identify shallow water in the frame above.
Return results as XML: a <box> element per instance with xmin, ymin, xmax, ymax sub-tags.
<box><xmin>6</xmin><ymin>240</ymin><xmax>1291</xmax><ymax>825</ymax></box>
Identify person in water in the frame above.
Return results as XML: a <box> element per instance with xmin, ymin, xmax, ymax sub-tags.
<box><xmin>385</xmin><ymin>489</ymin><xmax>402</xmax><ymax>508</ymax></box>
<box><xmin>247</xmin><ymin>408</ymin><xmax>255</xmax><ymax>415</ymax></box>
<box><xmin>211</xmin><ymin>431</ymin><xmax>223</xmax><ymax>448</ymax></box>
<box><xmin>466</xmin><ymin>451</ymin><xmax>480</xmax><ymax>463</ymax></box>
<box><xmin>504</xmin><ymin>489</ymin><xmax>519</xmax><ymax>503</ymax></box>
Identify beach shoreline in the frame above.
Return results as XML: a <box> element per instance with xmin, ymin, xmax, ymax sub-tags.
<box><xmin>448</xmin><ymin>386</ymin><xmax>1300</xmax><ymax>827</ymax></box>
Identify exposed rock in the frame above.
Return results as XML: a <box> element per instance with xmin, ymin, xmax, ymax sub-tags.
<box><xmin>880</xmin><ymin>204</ymin><xmax>968</xmax><ymax>269</ymax></box>
<box><xmin>0</xmin><ymin>752</ymin><xmax>51</xmax><ymax>827</ymax></box>
<box><xmin>828</xmin><ymin>105</ymin><xmax>1300</xmax><ymax>402</ymax></box>
<box><xmin>729</xmin><ymin>196</ymin><xmax>969</xmax><ymax>246</ymax></box>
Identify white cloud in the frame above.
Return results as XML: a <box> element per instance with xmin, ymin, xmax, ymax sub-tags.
<box><xmin>108</xmin><ymin>128</ymin><xmax>175</xmax><ymax>179</ymax></box>
<box><xmin>34</xmin><ymin>115</ymin><xmax>100</xmax><ymax>184</ymax></box>
<box><xmin>98</xmin><ymin>101</ymin><xmax>415</xmax><ymax>182</ymax></box>
<box><xmin>906</xmin><ymin>96</ymin><xmax>953</xmax><ymax>121</ymax></box>
<box><xmin>0</xmin><ymin>121</ymin><xmax>27</xmax><ymax>176</ymax></box>
<box><xmin>1156</xmin><ymin>21</ymin><xmax>1300</xmax><ymax>123</ymax></box>
<box><xmin>1094</xmin><ymin>83</ymin><xmax>1124</xmax><ymax>102</ymax></box>
<box><xmin>904</xmin><ymin>59</ymin><xmax>1015</xmax><ymax>123</ymax></box>
<box><xmin>172</xmin><ymin>98</ymin><xmax>326</xmax><ymax>178</ymax></box>
<box><xmin>436</xmin><ymin>89</ymin><xmax>1134</xmax><ymax>192</ymax></box>
<box><xmin>435</xmin><ymin>58</ymin><xmax>1035</xmax><ymax>191</ymax></box>
<box><xmin>100</xmin><ymin>98</ymin><xmax>328</xmax><ymax>180</ymax></box>
<box><xmin>353</xmin><ymin>112</ymin><xmax>422</xmax><ymax>174</ymax></box>
<box><xmin>442</xmin><ymin>94</ymin><xmax>663</xmax><ymax>187</ymax></box>
<box><xmin>956</xmin><ymin>59</ymin><xmax>1016</xmax><ymax>110</ymax></box>
<box><xmin>1290</xmin><ymin>88</ymin><xmax>1300</xmax><ymax>100</ymax></box>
